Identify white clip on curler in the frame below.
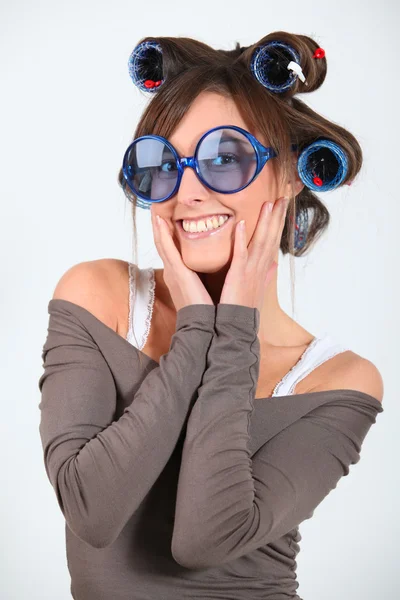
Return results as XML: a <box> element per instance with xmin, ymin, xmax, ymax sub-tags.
<box><xmin>287</xmin><ymin>61</ymin><xmax>308</xmax><ymax>86</ymax></box>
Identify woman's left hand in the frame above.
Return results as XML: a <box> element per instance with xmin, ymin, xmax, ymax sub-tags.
<box><xmin>219</xmin><ymin>196</ymin><xmax>290</xmax><ymax>313</ymax></box>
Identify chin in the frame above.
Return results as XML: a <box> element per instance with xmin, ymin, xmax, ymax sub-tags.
<box><xmin>181</xmin><ymin>254</ymin><xmax>232</xmax><ymax>274</ymax></box>
<box><xmin>173</xmin><ymin>232</ymin><xmax>234</xmax><ymax>272</ymax></box>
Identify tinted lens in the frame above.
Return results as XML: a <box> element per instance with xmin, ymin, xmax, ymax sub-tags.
<box><xmin>197</xmin><ymin>128</ymin><xmax>257</xmax><ymax>191</ymax></box>
<box><xmin>124</xmin><ymin>137</ymin><xmax>178</xmax><ymax>201</ymax></box>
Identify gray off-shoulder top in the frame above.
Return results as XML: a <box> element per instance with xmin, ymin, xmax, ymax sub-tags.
<box><xmin>37</xmin><ymin>269</ymin><xmax>383</xmax><ymax>600</ymax></box>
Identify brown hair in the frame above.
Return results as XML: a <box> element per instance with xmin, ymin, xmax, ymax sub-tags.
<box><xmin>117</xmin><ymin>32</ymin><xmax>362</xmax><ymax>360</ymax></box>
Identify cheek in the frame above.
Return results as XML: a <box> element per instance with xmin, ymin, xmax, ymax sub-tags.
<box><xmin>152</xmin><ymin>207</ymin><xmax>173</xmax><ymax>227</ymax></box>
<box><xmin>232</xmin><ymin>187</ymin><xmax>266</xmax><ymax>225</ymax></box>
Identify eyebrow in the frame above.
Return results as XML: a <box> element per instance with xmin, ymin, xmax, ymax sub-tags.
<box><xmin>218</xmin><ymin>135</ymin><xmax>250</xmax><ymax>147</ymax></box>
<box><xmin>169</xmin><ymin>133</ymin><xmax>250</xmax><ymax>157</ymax></box>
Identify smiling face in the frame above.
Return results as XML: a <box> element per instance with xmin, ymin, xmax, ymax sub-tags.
<box><xmin>150</xmin><ymin>91</ymin><xmax>302</xmax><ymax>274</ymax></box>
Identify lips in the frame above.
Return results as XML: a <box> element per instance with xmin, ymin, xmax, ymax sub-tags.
<box><xmin>177</xmin><ymin>215</ymin><xmax>233</xmax><ymax>239</ymax></box>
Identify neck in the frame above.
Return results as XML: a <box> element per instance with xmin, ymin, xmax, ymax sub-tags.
<box><xmin>156</xmin><ymin>260</ymin><xmax>313</xmax><ymax>350</ymax></box>
<box><xmin>198</xmin><ymin>265</ymin><xmax>306</xmax><ymax>348</ymax></box>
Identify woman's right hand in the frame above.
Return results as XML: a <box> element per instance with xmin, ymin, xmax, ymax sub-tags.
<box><xmin>151</xmin><ymin>210</ymin><xmax>214</xmax><ymax>311</ymax></box>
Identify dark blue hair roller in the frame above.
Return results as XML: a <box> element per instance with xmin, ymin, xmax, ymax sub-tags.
<box><xmin>128</xmin><ymin>40</ymin><xmax>164</xmax><ymax>93</ymax></box>
<box><xmin>250</xmin><ymin>41</ymin><xmax>307</xmax><ymax>93</ymax></box>
<box><xmin>297</xmin><ymin>139</ymin><xmax>349</xmax><ymax>192</ymax></box>
<box><xmin>293</xmin><ymin>205</ymin><xmax>309</xmax><ymax>251</ymax></box>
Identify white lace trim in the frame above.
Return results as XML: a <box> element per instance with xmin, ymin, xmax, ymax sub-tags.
<box><xmin>141</xmin><ymin>267</ymin><xmax>156</xmax><ymax>350</ymax></box>
<box><xmin>127</xmin><ymin>262</ymin><xmax>136</xmax><ymax>343</ymax></box>
<box><xmin>126</xmin><ymin>264</ymin><xmax>156</xmax><ymax>350</ymax></box>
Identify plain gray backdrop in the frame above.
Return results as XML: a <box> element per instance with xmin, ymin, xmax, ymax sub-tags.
<box><xmin>1</xmin><ymin>0</ymin><xmax>398</xmax><ymax>598</ymax></box>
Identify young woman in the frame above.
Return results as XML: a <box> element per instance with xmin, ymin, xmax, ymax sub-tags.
<box><xmin>39</xmin><ymin>33</ymin><xmax>384</xmax><ymax>599</ymax></box>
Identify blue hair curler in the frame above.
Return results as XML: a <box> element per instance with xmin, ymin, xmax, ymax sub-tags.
<box><xmin>297</xmin><ymin>139</ymin><xmax>348</xmax><ymax>192</ymax></box>
<box><xmin>128</xmin><ymin>40</ymin><xmax>164</xmax><ymax>93</ymax></box>
<box><xmin>134</xmin><ymin>196</ymin><xmax>153</xmax><ymax>210</ymax></box>
<box><xmin>294</xmin><ymin>205</ymin><xmax>309</xmax><ymax>251</ymax></box>
<box><xmin>250</xmin><ymin>41</ymin><xmax>305</xmax><ymax>93</ymax></box>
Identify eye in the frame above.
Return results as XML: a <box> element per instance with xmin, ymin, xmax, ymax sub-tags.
<box><xmin>202</xmin><ymin>153</ymin><xmax>240</xmax><ymax>171</ymax></box>
<box><xmin>160</xmin><ymin>160</ymin><xmax>177</xmax><ymax>172</ymax></box>
<box><xmin>212</xmin><ymin>153</ymin><xmax>238</xmax><ymax>165</ymax></box>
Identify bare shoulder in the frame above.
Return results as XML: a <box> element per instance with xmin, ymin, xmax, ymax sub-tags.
<box><xmin>310</xmin><ymin>350</ymin><xmax>384</xmax><ymax>404</ymax></box>
<box><xmin>52</xmin><ymin>258</ymin><xmax>132</xmax><ymax>332</ymax></box>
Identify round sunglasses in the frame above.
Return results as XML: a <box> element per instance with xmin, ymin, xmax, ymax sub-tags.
<box><xmin>122</xmin><ymin>125</ymin><xmax>298</xmax><ymax>208</ymax></box>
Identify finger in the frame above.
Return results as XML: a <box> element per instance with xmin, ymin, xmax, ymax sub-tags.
<box><xmin>248</xmin><ymin>198</ymin><xmax>283</xmax><ymax>260</ymax></box>
<box><xmin>156</xmin><ymin>215</ymin><xmax>184</xmax><ymax>268</ymax></box>
<box><xmin>267</xmin><ymin>197</ymin><xmax>289</xmax><ymax>246</ymax></box>
<box><xmin>232</xmin><ymin>220</ymin><xmax>248</xmax><ymax>267</ymax></box>
<box><xmin>151</xmin><ymin>211</ymin><xmax>167</xmax><ymax>264</ymax></box>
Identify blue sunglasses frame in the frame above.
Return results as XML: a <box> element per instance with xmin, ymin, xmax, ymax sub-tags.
<box><xmin>122</xmin><ymin>124</ymin><xmax>298</xmax><ymax>207</ymax></box>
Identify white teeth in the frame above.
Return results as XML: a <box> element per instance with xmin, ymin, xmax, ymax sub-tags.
<box><xmin>182</xmin><ymin>215</ymin><xmax>229</xmax><ymax>233</ymax></box>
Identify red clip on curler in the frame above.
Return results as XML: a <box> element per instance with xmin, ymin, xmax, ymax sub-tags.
<box><xmin>313</xmin><ymin>47</ymin><xmax>326</xmax><ymax>59</ymax></box>
<box><xmin>144</xmin><ymin>80</ymin><xmax>163</xmax><ymax>89</ymax></box>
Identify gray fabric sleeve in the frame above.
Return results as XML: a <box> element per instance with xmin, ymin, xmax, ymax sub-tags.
<box><xmin>38</xmin><ymin>301</ymin><xmax>216</xmax><ymax>549</ymax></box>
<box><xmin>171</xmin><ymin>303</ymin><xmax>383</xmax><ymax>569</ymax></box>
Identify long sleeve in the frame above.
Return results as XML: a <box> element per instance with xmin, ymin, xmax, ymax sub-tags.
<box><xmin>38</xmin><ymin>301</ymin><xmax>216</xmax><ymax>549</ymax></box>
<box><xmin>171</xmin><ymin>303</ymin><xmax>383</xmax><ymax>569</ymax></box>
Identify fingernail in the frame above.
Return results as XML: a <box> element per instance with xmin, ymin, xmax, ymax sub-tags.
<box><xmin>267</xmin><ymin>202</ymin><xmax>273</xmax><ymax>212</ymax></box>
<box><xmin>156</xmin><ymin>215</ymin><xmax>161</xmax><ymax>225</ymax></box>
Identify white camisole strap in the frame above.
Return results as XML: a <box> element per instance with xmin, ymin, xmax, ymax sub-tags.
<box><xmin>126</xmin><ymin>265</ymin><xmax>351</xmax><ymax>396</ymax></box>
<box><xmin>272</xmin><ymin>334</ymin><xmax>351</xmax><ymax>397</ymax></box>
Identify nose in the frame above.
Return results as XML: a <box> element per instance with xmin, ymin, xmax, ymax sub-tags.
<box><xmin>175</xmin><ymin>158</ymin><xmax>210</xmax><ymax>203</ymax></box>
